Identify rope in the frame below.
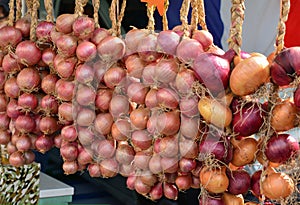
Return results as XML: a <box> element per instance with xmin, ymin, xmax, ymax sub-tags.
<box><xmin>275</xmin><ymin>0</ymin><xmax>290</xmax><ymax>54</ymax></box>
<box><xmin>16</xmin><ymin>0</ymin><xmax>22</xmax><ymax>21</ymax></box>
<box><xmin>8</xmin><ymin>0</ymin><xmax>15</xmax><ymax>26</ymax></box>
<box><xmin>26</xmin><ymin>0</ymin><xmax>33</xmax><ymax>15</ymax></box>
<box><xmin>198</xmin><ymin>0</ymin><xmax>207</xmax><ymax>30</ymax></box>
<box><xmin>116</xmin><ymin>0</ymin><xmax>126</xmax><ymax>36</ymax></box>
<box><xmin>228</xmin><ymin>0</ymin><xmax>245</xmax><ymax>55</ymax></box>
<box><xmin>44</xmin><ymin>0</ymin><xmax>54</xmax><ymax>22</ymax></box>
<box><xmin>146</xmin><ymin>4</ymin><xmax>156</xmax><ymax>32</ymax></box>
<box><xmin>190</xmin><ymin>0</ymin><xmax>198</xmax><ymax>31</ymax></box>
<box><xmin>30</xmin><ymin>0</ymin><xmax>40</xmax><ymax>41</ymax></box>
<box><xmin>75</xmin><ymin>0</ymin><xmax>88</xmax><ymax>16</ymax></box>
<box><xmin>162</xmin><ymin>0</ymin><xmax>169</xmax><ymax>31</ymax></box>
<box><xmin>93</xmin><ymin>0</ymin><xmax>100</xmax><ymax>28</ymax></box>
<box><xmin>180</xmin><ymin>0</ymin><xmax>191</xmax><ymax>38</ymax></box>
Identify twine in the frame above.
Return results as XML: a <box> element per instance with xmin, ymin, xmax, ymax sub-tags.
<box><xmin>180</xmin><ymin>0</ymin><xmax>191</xmax><ymax>38</ymax></box>
<box><xmin>275</xmin><ymin>0</ymin><xmax>290</xmax><ymax>55</ymax></box>
<box><xmin>44</xmin><ymin>0</ymin><xmax>54</xmax><ymax>22</ymax></box>
<box><xmin>198</xmin><ymin>0</ymin><xmax>207</xmax><ymax>30</ymax></box>
<box><xmin>26</xmin><ymin>0</ymin><xmax>33</xmax><ymax>15</ymax></box>
<box><xmin>190</xmin><ymin>0</ymin><xmax>199</xmax><ymax>31</ymax></box>
<box><xmin>228</xmin><ymin>0</ymin><xmax>245</xmax><ymax>55</ymax></box>
<box><xmin>93</xmin><ymin>0</ymin><xmax>100</xmax><ymax>28</ymax></box>
<box><xmin>116</xmin><ymin>0</ymin><xmax>126</xmax><ymax>36</ymax></box>
<box><xmin>146</xmin><ymin>4</ymin><xmax>156</xmax><ymax>32</ymax></box>
<box><xmin>8</xmin><ymin>0</ymin><xmax>14</xmax><ymax>26</ymax></box>
<box><xmin>162</xmin><ymin>0</ymin><xmax>169</xmax><ymax>31</ymax></box>
<box><xmin>75</xmin><ymin>0</ymin><xmax>88</xmax><ymax>16</ymax></box>
<box><xmin>30</xmin><ymin>0</ymin><xmax>40</xmax><ymax>41</ymax></box>
<box><xmin>16</xmin><ymin>0</ymin><xmax>22</xmax><ymax>21</ymax></box>
<box><xmin>109</xmin><ymin>0</ymin><xmax>118</xmax><ymax>35</ymax></box>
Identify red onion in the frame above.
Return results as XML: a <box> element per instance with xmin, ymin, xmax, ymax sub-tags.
<box><xmin>75</xmin><ymin>64</ymin><xmax>95</xmax><ymax>84</ymax></box>
<box><xmin>24</xmin><ymin>150</ymin><xmax>36</xmax><ymax>164</ymax></box>
<box><xmin>0</xmin><ymin>71</ymin><xmax>5</xmax><ymax>90</ymax></box>
<box><xmin>145</xmin><ymin>88</ymin><xmax>158</xmax><ymax>108</ymax></box>
<box><xmin>149</xmin><ymin>154</ymin><xmax>162</xmax><ymax>174</ymax></box>
<box><xmin>137</xmin><ymin>33</ymin><xmax>161</xmax><ymax>62</ymax></box>
<box><xmin>95</xmin><ymin>88</ymin><xmax>113</xmax><ymax>112</ymax></box>
<box><xmin>179</xmin><ymin>136</ymin><xmax>199</xmax><ymax>159</ymax></box>
<box><xmin>111</xmin><ymin>119</ymin><xmax>131</xmax><ymax>141</ymax></box>
<box><xmin>41</xmin><ymin>74</ymin><xmax>59</xmax><ymax>95</ymax></box>
<box><xmin>15</xmin><ymin>16</ymin><xmax>31</xmax><ymax>38</ymax></box>
<box><xmin>94</xmin><ymin>112</ymin><xmax>113</xmax><ymax>135</ymax></box>
<box><xmin>73</xmin><ymin>16</ymin><xmax>95</xmax><ymax>40</ymax></box>
<box><xmin>4</xmin><ymin>77</ymin><xmax>20</xmax><ymax>98</ymax></box>
<box><xmin>0</xmin><ymin>26</ymin><xmax>22</xmax><ymax>48</ymax></box>
<box><xmin>147</xmin><ymin>111</ymin><xmax>159</xmax><ymax>134</ymax></box>
<box><xmin>125</xmin><ymin>28</ymin><xmax>148</xmax><ymax>54</ymax></box>
<box><xmin>192</xmin><ymin>30</ymin><xmax>214</xmax><ymax>50</ymax></box>
<box><xmin>76</xmin><ymin>84</ymin><xmax>96</xmax><ymax>106</ymax></box>
<box><xmin>142</xmin><ymin>62</ymin><xmax>156</xmax><ymax>86</ymax></box>
<box><xmin>55</xmin><ymin>56</ymin><xmax>77</xmax><ymax>79</ymax></box>
<box><xmin>103</xmin><ymin>66</ymin><xmax>126</xmax><ymax>89</ymax></box>
<box><xmin>36</xmin><ymin>21</ymin><xmax>55</xmax><ymax>42</ymax></box>
<box><xmin>95</xmin><ymin>139</ymin><xmax>116</xmax><ymax>159</ymax></box>
<box><xmin>99</xmin><ymin>158</ymin><xmax>119</xmax><ymax>178</ymax></box>
<box><xmin>2</xmin><ymin>53</ymin><xmax>22</xmax><ymax>74</ymax></box>
<box><xmin>133</xmin><ymin>151</ymin><xmax>151</xmax><ymax>170</ymax></box>
<box><xmin>97</xmin><ymin>36</ymin><xmax>126</xmax><ymax>63</ymax></box>
<box><xmin>109</xmin><ymin>94</ymin><xmax>130</xmax><ymax>118</ymax></box>
<box><xmin>78</xmin><ymin>126</ymin><xmax>95</xmax><ymax>146</ymax></box>
<box><xmin>91</xmin><ymin>28</ymin><xmax>109</xmax><ymax>45</ymax></box>
<box><xmin>149</xmin><ymin>182</ymin><xmax>163</xmax><ymax>201</ymax></box>
<box><xmin>179</xmin><ymin>158</ymin><xmax>197</xmax><ymax>173</ymax></box>
<box><xmin>140</xmin><ymin>170</ymin><xmax>158</xmax><ymax>187</ymax></box>
<box><xmin>54</xmin><ymin>134</ymin><xmax>63</xmax><ymax>148</ymax></box>
<box><xmin>60</xmin><ymin>142</ymin><xmax>79</xmax><ymax>161</ymax></box>
<box><xmin>131</xmin><ymin>130</ymin><xmax>152</xmax><ymax>151</ymax></box>
<box><xmin>39</xmin><ymin>116</ymin><xmax>59</xmax><ymax>135</ymax></box>
<box><xmin>7</xmin><ymin>99</ymin><xmax>21</xmax><ymax>119</ymax></box>
<box><xmin>7</xmin><ymin>142</ymin><xmax>17</xmax><ymax>154</ymax></box>
<box><xmin>0</xmin><ymin>94</ymin><xmax>7</xmax><ymax>112</ymax></box>
<box><xmin>61</xmin><ymin>125</ymin><xmax>78</xmax><ymax>142</ymax></box>
<box><xmin>42</xmin><ymin>48</ymin><xmax>56</xmax><ymax>67</ymax></box>
<box><xmin>18</xmin><ymin>93</ymin><xmax>38</xmax><ymax>112</ymax></box>
<box><xmin>15</xmin><ymin>114</ymin><xmax>36</xmax><ymax>133</ymax></box>
<box><xmin>9</xmin><ymin>151</ymin><xmax>26</xmax><ymax>167</ymax></box>
<box><xmin>192</xmin><ymin>49</ymin><xmax>235</xmax><ymax>95</ymax></box>
<box><xmin>156</xmin><ymin>87</ymin><xmax>179</xmax><ymax>110</ymax></box>
<box><xmin>161</xmin><ymin>157</ymin><xmax>179</xmax><ymax>174</ymax></box>
<box><xmin>115</xmin><ymin>143</ymin><xmax>135</xmax><ymax>165</ymax></box>
<box><xmin>158</xmin><ymin>135</ymin><xmax>179</xmax><ymax>158</ymax></box>
<box><xmin>88</xmin><ymin>163</ymin><xmax>102</xmax><ymax>177</ymax></box>
<box><xmin>156</xmin><ymin>110</ymin><xmax>180</xmax><ymax>135</ymax></box>
<box><xmin>232</xmin><ymin>102</ymin><xmax>264</xmax><ymax>136</ymax></box>
<box><xmin>265</xmin><ymin>133</ymin><xmax>299</xmax><ymax>164</ymax></box>
<box><xmin>294</xmin><ymin>85</ymin><xmax>300</xmax><ymax>108</ymax></box>
<box><xmin>135</xmin><ymin>177</ymin><xmax>151</xmax><ymax>195</ymax></box>
<box><xmin>119</xmin><ymin>163</ymin><xmax>135</xmax><ymax>177</ymax></box>
<box><xmin>15</xmin><ymin>134</ymin><xmax>32</xmax><ymax>151</ymax></box>
<box><xmin>56</xmin><ymin>14</ymin><xmax>78</xmax><ymax>34</ymax></box>
<box><xmin>226</xmin><ymin>169</ymin><xmax>251</xmax><ymax>195</ymax></box>
<box><xmin>127</xmin><ymin>82</ymin><xmax>149</xmax><ymax>104</ymax></box>
<box><xmin>155</xmin><ymin>58</ymin><xmax>179</xmax><ymax>84</ymax></box>
<box><xmin>180</xmin><ymin>115</ymin><xmax>200</xmax><ymax>140</ymax></box>
<box><xmin>176</xmin><ymin>38</ymin><xmax>204</xmax><ymax>65</ymax></box>
<box><xmin>0</xmin><ymin>130</ymin><xmax>11</xmax><ymax>145</ymax></box>
<box><xmin>130</xmin><ymin>108</ymin><xmax>150</xmax><ymax>130</ymax></box>
<box><xmin>17</xmin><ymin>67</ymin><xmax>41</xmax><ymax>92</ymax></box>
<box><xmin>199</xmin><ymin>195</ymin><xmax>225</xmax><ymax>205</ymax></box>
<box><xmin>250</xmin><ymin>170</ymin><xmax>262</xmax><ymax>198</ymax></box>
<box><xmin>40</xmin><ymin>95</ymin><xmax>59</xmax><ymax>114</ymax></box>
<box><xmin>15</xmin><ymin>41</ymin><xmax>42</xmax><ymax>66</ymax></box>
<box><xmin>58</xmin><ymin>102</ymin><xmax>73</xmax><ymax>123</ymax></box>
<box><xmin>175</xmin><ymin>174</ymin><xmax>192</xmax><ymax>191</ymax></box>
<box><xmin>76</xmin><ymin>41</ymin><xmax>97</xmax><ymax>61</ymax></box>
<box><xmin>76</xmin><ymin>107</ymin><xmax>96</xmax><ymax>127</ymax></box>
<box><xmin>125</xmin><ymin>54</ymin><xmax>146</xmax><ymax>78</ymax></box>
<box><xmin>55</xmin><ymin>79</ymin><xmax>75</xmax><ymax>101</ymax></box>
<box><xmin>35</xmin><ymin>134</ymin><xmax>54</xmax><ymax>153</ymax></box>
<box><xmin>156</xmin><ymin>30</ymin><xmax>180</xmax><ymax>55</ymax></box>
<box><xmin>56</xmin><ymin>34</ymin><xmax>77</xmax><ymax>57</ymax></box>
<box><xmin>175</xmin><ymin>68</ymin><xmax>197</xmax><ymax>94</ymax></box>
<box><xmin>163</xmin><ymin>182</ymin><xmax>178</xmax><ymax>200</ymax></box>
<box><xmin>63</xmin><ymin>161</ymin><xmax>79</xmax><ymax>175</ymax></box>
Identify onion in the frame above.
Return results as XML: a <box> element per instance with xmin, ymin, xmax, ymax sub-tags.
<box><xmin>76</xmin><ymin>107</ymin><xmax>96</xmax><ymax>127</ymax></box>
<box><xmin>250</xmin><ymin>170</ymin><xmax>262</xmax><ymax>198</ymax></box>
<box><xmin>126</xmin><ymin>175</ymin><xmax>137</xmax><ymax>190</ymax></box>
<box><xmin>2</xmin><ymin>53</ymin><xmax>22</xmax><ymax>74</ymax></box>
<box><xmin>270</xmin><ymin>100</ymin><xmax>297</xmax><ymax>132</ymax></box>
<box><xmin>142</xmin><ymin>63</ymin><xmax>156</xmax><ymax>86</ymax></box>
<box><xmin>88</xmin><ymin>163</ymin><xmax>102</xmax><ymax>177</ymax></box>
<box><xmin>231</xmin><ymin>137</ymin><xmax>258</xmax><ymax>167</ymax></box>
<box><xmin>180</xmin><ymin>115</ymin><xmax>200</xmax><ymax>140</ymax></box>
<box><xmin>35</xmin><ymin>135</ymin><xmax>54</xmax><ymax>153</ymax></box>
<box><xmin>54</xmin><ymin>134</ymin><xmax>63</xmax><ymax>148</ymax></box>
<box><xmin>91</xmin><ymin>28</ymin><xmax>109</xmax><ymax>45</ymax></box>
<box><xmin>137</xmin><ymin>33</ymin><xmax>161</xmax><ymax>62</ymax></box>
<box><xmin>7</xmin><ymin>99</ymin><xmax>21</xmax><ymax>119</ymax></box>
<box><xmin>130</xmin><ymin>108</ymin><xmax>150</xmax><ymax>130</ymax></box>
<box><xmin>72</xmin><ymin>16</ymin><xmax>95</xmax><ymax>39</ymax></box>
<box><xmin>56</xmin><ymin>14</ymin><xmax>77</xmax><ymax>33</ymax></box>
<box><xmin>56</xmin><ymin>34</ymin><xmax>77</xmax><ymax>57</ymax></box>
<box><xmin>199</xmin><ymin>195</ymin><xmax>225</xmax><ymax>205</ymax></box>
<box><xmin>115</xmin><ymin>143</ymin><xmax>135</xmax><ymax>165</ymax></box>
<box><xmin>155</xmin><ymin>58</ymin><xmax>179</xmax><ymax>84</ymax></box>
<box><xmin>222</xmin><ymin>192</ymin><xmax>244</xmax><ymax>205</ymax></box>
<box><xmin>60</xmin><ymin>142</ymin><xmax>79</xmax><ymax>162</ymax></box>
<box><xmin>145</xmin><ymin>89</ymin><xmax>158</xmax><ymax>109</ymax></box>
<box><xmin>77</xmin><ymin>126</ymin><xmax>95</xmax><ymax>146</ymax></box>
<box><xmin>179</xmin><ymin>135</ymin><xmax>199</xmax><ymax>159</ymax></box>
<box><xmin>76</xmin><ymin>84</ymin><xmax>96</xmax><ymax>106</ymax></box>
<box><xmin>232</xmin><ymin>102</ymin><xmax>264</xmax><ymax>136</ymax></box>
<box><xmin>55</xmin><ymin>79</ymin><xmax>75</xmax><ymax>101</ymax></box>
<box><xmin>192</xmin><ymin>30</ymin><xmax>214</xmax><ymax>51</ymax></box>
<box><xmin>119</xmin><ymin>163</ymin><xmax>135</xmax><ymax>177</ymax></box>
<box><xmin>95</xmin><ymin>139</ymin><xmax>116</xmax><ymax>159</ymax></box>
<box><xmin>15</xmin><ymin>16</ymin><xmax>31</xmax><ymax>38</ymax></box>
<box><xmin>135</xmin><ymin>177</ymin><xmax>151</xmax><ymax>195</ymax></box>
<box><xmin>127</xmin><ymin>82</ymin><xmax>149</xmax><ymax>104</ymax></box>
<box><xmin>94</xmin><ymin>112</ymin><xmax>113</xmax><ymax>135</ymax></box>
<box><xmin>41</xmin><ymin>74</ymin><xmax>59</xmax><ymax>95</ymax></box>
<box><xmin>74</xmin><ymin>65</ymin><xmax>94</xmax><ymax>85</ymax></box>
<box><xmin>161</xmin><ymin>157</ymin><xmax>179</xmax><ymax>174</ymax></box>
<box><xmin>36</xmin><ymin>21</ymin><xmax>55</xmax><ymax>42</ymax></box>
<box><xmin>0</xmin><ymin>71</ymin><xmax>5</xmax><ymax>90</ymax></box>
<box><xmin>149</xmin><ymin>154</ymin><xmax>162</xmax><ymax>174</ymax></box>
<box><xmin>0</xmin><ymin>94</ymin><xmax>7</xmax><ymax>112</ymax></box>
<box><xmin>15</xmin><ymin>134</ymin><xmax>32</xmax><ymax>151</ymax></box>
<box><xmin>95</xmin><ymin>88</ymin><xmax>113</xmax><ymax>112</ymax></box>
<box><xmin>156</xmin><ymin>87</ymin><xmax>179</xmax><ymax>109</ymax></box>
<box><xmin>76</xmin><ymin>41</ymin><xmax>97</xmax><ymax>61</ymax></box>
<box><xmin>39</xmin><ymin>116</ymin><xmax>59</xmax><ymax>135</ymax></box>
<box><xmin>58</xmin><ymin>102</ymin><xmax>73</xmax><ymax>123</ymax></box>
<box><xmin>180</xmin><ymin>96</ymin><xmax>199</xmax><ymax>117</ymax></box>
<box><xmin>294</xmin><ymin>85</ymin><xmax>300</xmax><ymax>108</ymax></box>
<box><xmin>18</xmin><ymin>93</ymin><xmax>38</xmax><ymax>112</ymax></box>
<box><xmin>15</xmin><ymin>41</ymin><xmax>42</xmax><ymax>66</ymax></box>
<box><xmin>9</xmin><ymin>151</ymin><xmax>26</xmax><ymax>167</ymax></box>
<box><xmin>125</xmin><ymin>54</ymin><xmax>146</xmax><ymax>78</ymax></box>
<box><xmin>17</xmin><ymin>67</ymin><xmax>41</xmax><ymax>92</ymax></box>
<box><xmin>0</xmin><ymin>113</ymin><xmax>10</xmax><ymax>131</ymax></box>
<box><xmin>158</xmin><ymin>135</ymin><xmax>179</xmax><ymax>158</ymax></box>
<box><xmin>61</xmin><ymin>125</ymin><xmax>77</xmax><ymax>142</ymax></box>
<box><xmin>24</xmin><ymin>150</ymin><xmax>36</xmax><ymax>164</ymax></box>
<box><xmin>0</xmin><ymin>26</ymin><xmax>22</xmax><ymax>48</ymax></box>
<box><xmin>15</xmin><ymin>114</ymin><xmax>36</xmax><ymax>133</ymax></box>
<box><xmin>42</xmin><ymin>48</ymin><xmax>56</xmax><ymax>68</ymax></box>
<box><xmin>163</xmin><ymin>182</ymin><xmax>178</xmax><ymax>200</ymax></box>
<box><xmin>103</xmin><ymin>66</ymin><xmax>126</xmax><ymax>89</ymax></box>
<box><xmin>199</xmin><ymin>166</ymin><xmax>229</xmax><ymax>194</ymax></box>
<box><xmin>227</xmin><ymin>169</ymin><xmax>251</xmax><ymax>195</ymax></box>
<box><xmin>111</xmin><ymin>119</ymin><xmax>131</xmax><ymax>141</ymax></box>
<box><xmin>176</xmin><ymin>38</ymin><xmax>204</xmax><ymax>65</ymax></box>
<box><xmin>4</xmin><ymin>77</ymin><xmax>20</xmax><ymax>98</ymax></box>
<box><xmin>99</xmin><ymin>158</ymin><xmax>119</xmax><ymax>178</ymax></box>
<box><xmin>198</xmin><ymin>96</ymin><xmax>232</xmax><ymax>129</ymax></box>
<box><xmin>97</xmin><ymin>36</ymin><xmax>126</xmax><ymax>63</ymax></box>
<box><xmin>0</xmin><ymin>130</ymin><xmax>11</xmax><ymax>145</ymax></box>
<box><xmin>175</xmin><ymin>68</ymin><xmax>197</xmax><ymax>94</ymax></box>
<box><xmin>265</xmin><ymin>133</ymin><xmax>299</xmax><ymax>164</ymax></box>
<box><xmin>133</xmin><ymin>150</ymin><xmax>151</xmax><ymax>170</ymax></box>
<box><xmin>109</xmin><ymin>94</ymin><xmax>130</xmax><ymax>118</ymax></box>
<box><xmin>230</xmin><ymin>54</ymin><xmax>270</xmax><ymax>96</ymax></box>
<box><xmin>139</xmin><ymin>170</ymin><xmax>158</xmax><ymax>187</ymax></box>
<box><xmin>149</xmin><ymin>182</ymin><xmax>163</xmax><ymax>201</ymax></box>
<box><xmin>156</xmin><ymin>30</ymin><xmax>180</xmax><ymax>55</ymax></box>
<box><xmin>40</xmin><ymin>95</ymin><xmax>59</xmax><ymax>114</ymax></box>
<box><xmin>179</xmin><ymin>158</ymin><xmax>197</xmax><ymax>173</ymax></box>
<box><xmin>131</xmin><ymin>130</ymin><xmax>152</xmax><ymax>151</ymax></box>
<box><xmin>156</xmin><ymin>110</ymin><xmax>180</xmax><ymax>135</ymax></box>
<box><xmin>63</xmin><ymin>161</ymin><xmax>79</xmax><ymax>175</ymax></box>
<box><xmin>175</xmin><ymin>174</ymin><xmax>192</xmax><ymax>191</ymax></box>
<box><xmin>261</xmin><ymin>170</ymin><xmax>294</xmax><ymax>200</ymax></box>
<box><xmin>55</xmin><ymin>56</ymin><xmax>77</xmax><ymax>79</ymax></box>
<box><xmin>125</xmin><ymin>28</ymin><xmax>148</xmax><ymax>54</ymax></box>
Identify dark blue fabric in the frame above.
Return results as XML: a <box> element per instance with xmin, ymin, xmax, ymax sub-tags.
<box><xmin>154</xmin><ymin>0</ymin><xmax>224</xmax><ymax>48</ymax></box>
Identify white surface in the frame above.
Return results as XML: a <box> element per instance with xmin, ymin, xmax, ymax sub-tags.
<box><xmin>39</xmin><ymin>172</ymin><xmax>74</xmax><ymax>198</ymax></box>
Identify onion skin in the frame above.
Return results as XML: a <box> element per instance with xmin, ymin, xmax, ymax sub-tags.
<box><xmin>56</xmin><ymin>14</ymin><xmax>78</xmax><ymax>34</ymax></box>
<box><xmin>156</xmin><ymin>110</ymin><xmax>180</xmax><ymax>135</ymax></box>
<box><xmin>15</xmin><ymin>41</ymin><xmax>42</xmax><ymax>66</ymax></box>
<box><xmin>222</xmin><ymin>192</ymin><xmax>244</xmax><ymax>205</ymax></box>
<box><xmin>230</xmin><ymin>55</ymin><xmax>270</xmax><ymax>96</ymax></box>
<box><xmin>0</xmin><ymin>26</ymin><xmax>22</xmax><ymax>48</ymax></box>
<box><xmin>227</xmin><ymin>169</ymin><xmax>251</xmax><ymax>195</ymax></box>
<box><xmin>199</xmin><ymin>195</ymin><xmax>225</xmax><ymax>205</ymax></box>
<box><xmin>156</xmin><ymin>30</ymin><xmax>180</xmax><ymax>55</ymax></box>
<box><xmin>97</xmin><ymin>36</ymin><xmax>126</xmax><ymax>63</ymax></box>
<box><xmin>250</xmin><ymin>170</ymin><xmax>262</xmax><ymax>199</ymax></box>
<box><xmin>231</xmin><ymin>137</ymin><xmax>258</xmax><ymax>167</ymax></box>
